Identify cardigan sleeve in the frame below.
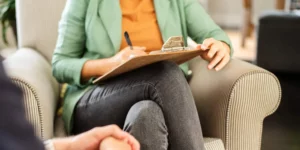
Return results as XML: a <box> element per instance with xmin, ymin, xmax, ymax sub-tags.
<box><xmin>52</xmin><ymin>0</ymin><xmax>92</xmax><ymax>87</ymax></box>
<box><xmin>183</xmin><ymin>0</ymin><xmax>234</xmax><ymax>56</ymax></box>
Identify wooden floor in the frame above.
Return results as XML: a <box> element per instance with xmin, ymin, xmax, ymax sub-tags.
<box><xmin>225</xmin><ymin>30</ymin><xmax>256</xmax><ymax>62</ymax></box>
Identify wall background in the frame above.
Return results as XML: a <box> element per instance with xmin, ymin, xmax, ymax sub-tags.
<box><xmin>206</xmin><ymin>0</ymin><xmax>276</xmax><ymax>28</ymax></box>
<box><xmin>0</xmin><ymin>0</ymin><xmax>278</xmax><ymax>52</ymax></box>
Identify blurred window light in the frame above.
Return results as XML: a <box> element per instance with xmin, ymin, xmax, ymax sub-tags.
<box><xmin>286</xmin><ymin>0</ymin><xmax>300</xmax><ymax>10</ymax></box>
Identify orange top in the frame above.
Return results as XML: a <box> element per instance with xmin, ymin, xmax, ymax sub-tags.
<box><xmin>119</xmin><ymin>0</ymin><xmax>164</xmax><ymax>52</ymax></box>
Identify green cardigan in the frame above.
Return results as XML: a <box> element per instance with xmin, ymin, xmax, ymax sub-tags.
<box><xmin>52</xmin><ymin>0</ymin><xmax>232</xmax><ymax>133</ymax></box>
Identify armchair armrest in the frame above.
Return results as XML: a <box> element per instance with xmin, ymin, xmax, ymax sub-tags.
<box><xmin>189</xmin><ymin>58</ymin><xmax>281</xmax><ymax>150</ymax></box>
<box><xmin>3</xmin><ymin>48</ymin><xmax>60</xmax><ymax>140</ymax></box>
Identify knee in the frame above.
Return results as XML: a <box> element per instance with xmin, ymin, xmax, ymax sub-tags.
<box><xmin>124</xmin><ymin>101</ymin><xmax>168</xmax><ymax>150</ymax></box>
<box><xmin>156</xmin><ymin>61</ymin><xmax>182</xmax><ymax>74</ymax></box>
<box><xmin>153</xmin><ymin>61</ymin><xmax>186</xmax><ymax>82</ymax></box>
<box><xmin>131</xmin><ymin>101</ymin><xmax>163</xmax><ymax>120</ymax></box>
<box><xmin>125</xmin><ymin>101</ymin><xmax>165</xmax><ymax>126</ymax></box>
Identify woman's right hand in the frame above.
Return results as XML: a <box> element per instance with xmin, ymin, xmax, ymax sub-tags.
<box><xmin>112</xmin><ymin>46</ymin><xmax>147</xmax><ymax>64</ymax></box>
<box><xmin>81</xmin><ymin>46</ymin><xmax>147</xmax><ymax>80</ymax></box>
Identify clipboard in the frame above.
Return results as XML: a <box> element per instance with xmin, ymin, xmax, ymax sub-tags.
<box><xmin>92</xmin><ymin>49</ymin><xmax>202</xmax><ymax>84</ymax></box>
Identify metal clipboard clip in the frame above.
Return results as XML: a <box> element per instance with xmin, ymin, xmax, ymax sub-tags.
<box><xmin>161</xmin><ymin>36</ymin><xmax>191</xmax><ymax>52</ymax></box>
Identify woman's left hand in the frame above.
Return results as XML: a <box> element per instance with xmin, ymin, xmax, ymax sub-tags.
<box><xmin>196</xmin><ymin>38</ymin><xmax>231</xmax><ymax>71</ymax></box>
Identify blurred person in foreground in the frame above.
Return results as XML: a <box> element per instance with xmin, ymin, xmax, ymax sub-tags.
<box><xmin>0</xmin><ymin>60</ymin><xmax>139</xmax><ymax>150</ymax></box>
<box><xmin>52</xmin><ymin>0</ymin><xmax>233</xmax><ymax>149</ymax></box>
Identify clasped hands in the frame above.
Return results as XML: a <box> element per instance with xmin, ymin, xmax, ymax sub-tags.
<box><xmin>52</xmin><ymin>125</ymin><xmax>140</xmax><ymax>150</ymax></box>
<box><xmin>113</xmin><ymin>38</ymin><xmax>231</xmax><ymax>71</ymax></box>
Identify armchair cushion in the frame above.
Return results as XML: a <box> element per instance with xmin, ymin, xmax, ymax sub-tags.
<box><xmin>189</xmin><ymin>58</ymin><xmax>281</xmax><ymax>150</ymax></box>
<box><xmin>204</xmin><ymin>138</ymin><xmax>225</xmax><ymax>150</ymax></box>
<box><xmin>3</xmin><ymin>48</ymin><xmax>60</xmax><ymax>140</ymax></box>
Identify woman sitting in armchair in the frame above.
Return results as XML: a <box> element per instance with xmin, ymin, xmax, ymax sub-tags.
<box><xmin>52</xmin><ymin>0</ymin><xmax>232</xmax><ymax>149</ymax></box>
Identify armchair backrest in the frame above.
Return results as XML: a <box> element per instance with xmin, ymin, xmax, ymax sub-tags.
<box><xmin>16</xmin><ymin>0</ymin><xmax>67</xmax><ymax>62</ymax></box>
<box><xmin>16</xmin><ymin>0</ymin><xmax>199</xmax><ymax>63</ymax></box>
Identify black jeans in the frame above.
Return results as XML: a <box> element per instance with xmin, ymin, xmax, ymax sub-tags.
<box><xmin>73</xmin><ymin>61</ymin><xmax>205</xmax><ymax>150</ymax></box>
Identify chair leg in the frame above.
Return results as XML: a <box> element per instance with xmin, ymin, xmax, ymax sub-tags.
<box><xmin>241</xmin><ymin>10</ymin><xmax>248</xmax><ymax>48</ymax></box>
<box><xmin>241</xmin><ymin>0</ymin><xmax>253</xmax><ymax>48</ymax></box>
<box><xmin>276</xmin><ymin>0</ymin><xmax>285</xmax><ymax>10</ymax></box>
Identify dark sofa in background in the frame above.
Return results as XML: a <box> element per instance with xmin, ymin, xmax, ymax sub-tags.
<box><xmin>257</xmin><ymin>11</ymin><xmax>300</xmax><ymax>73</ymax></box>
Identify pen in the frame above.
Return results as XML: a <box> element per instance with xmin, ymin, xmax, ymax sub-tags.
<box><xmin>124</xmin><ymin>31</ymin><xmax>133</xmax><ymax>50</ymax></box>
